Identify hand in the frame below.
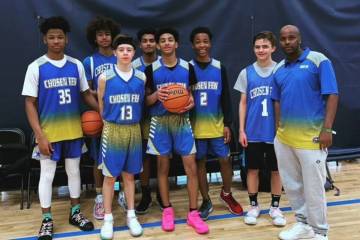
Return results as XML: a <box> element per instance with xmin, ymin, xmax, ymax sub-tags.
<box><xmin>319</xmin><ymin>131</ymin><xmax>333</xmax><ymax>150</ymax></box>
<box><xmin>239</xmin><ymin>131</ymin><xmax>248</xmax><ymax>147</ymax></box>
<box><xmin>178</xmin><ymin>94</ymin><xmax>194</xmax><ymax>113</ymax></box>
<box><xmin>224</xmin><ymin>127</ymin><xmax>231</xmax><ymax>144</ymax></box>
<box><xmin>157</xmin><ymin>87</ymin><xmax>169</xmax><ymax>102</ymax></box>
<box><xmin>37</xmin><ymin>135</ymin><xmax>54</xmax><ymax>156</ymax></box>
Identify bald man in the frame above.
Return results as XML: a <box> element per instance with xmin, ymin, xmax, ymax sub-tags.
<box><xmin>271</xmin><ymin>25</ymin><xmax>338</xmax><ymax>240</ymax></box>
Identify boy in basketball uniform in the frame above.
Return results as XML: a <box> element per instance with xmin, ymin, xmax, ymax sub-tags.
<box><xmin>233</xmin><ymin>31</ymin><xmax>286</xmax><ymax>226</ymax></box>
<box><xmin>189</xmin><ymin>27</ymin><xmax>243</xmax><ymax>220</ymax></box>
<box><xmin>145</xmin><ymin>27</ymin><xmax>208</xmax><ymax>234</ymax></box>
<box><xmin>22</xmin><ymin>16</ymin><xmax>98</xmax><ymax>240</ymax></box>
<box><xmin>83</xmin><ymin>16</ymin><xmax>127</xmax><ymax>220</ymax></box>
<box><xmin>98</xmin><ymin>35</ymin><xmax>145</xmax><ymax>239</ymax></box>
<box><xmin>132</xmin><ymin>28</ymin><xmax>163</xmax><ymax>214</ymax></box>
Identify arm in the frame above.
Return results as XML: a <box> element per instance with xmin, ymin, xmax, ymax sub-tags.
<box><xmin>178</xmin><ymin>64</ymin><xmax>196</xmax><ymax>113</ymax></box>
<box><xmin>25</xmin><ymin>96</ymin><xmax>53</xmax><ymax>155</ymax></box>
<box><xmin>319</xmin><ymin>94</ymin><xmax>339</xmax><ymax>149</ymax></box>
<box><xmin>274</xmin><ymin>100</ymin><xmax>280</xmax><ymax>130</ymax></box>
<box><xmin>97</xmin><ymin>74</ymin><xmax>106</xmax><ymax>115</ymax></box>
<box><xmin>82</xmin><ymin>90</ymin><xmax>99</xmax><ymax>112</ymax></box>
<box><xmin>220</xmin><ymin>65</ymin><xmax>232</xmax><ymax>143</ymax></box>
<box><xmin>239</xmin><ymin>94</ymin><xmax>248</xmax><ymax>147</ymax></box>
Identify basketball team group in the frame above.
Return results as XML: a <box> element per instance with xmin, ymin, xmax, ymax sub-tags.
<box><xmin>22</xmin><ymin>15</ymin><xmax>338</xmax><ymax>240</ymax></box>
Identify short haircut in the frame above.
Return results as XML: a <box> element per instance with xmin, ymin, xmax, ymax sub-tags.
<box><xmin>112</xmin><ymin>34</ymin><xmax>136</xmax><ymax>50</ymax></box>
<box><xmin>39</xmin><ymin>16</ymin><xmax>70</xmax><ymax>35</ymax></box>
<box><xmin>189</xmin><ymin>26</ymin><xmax>212</xmax><ymax>43</ymax></box>
<box><xmin>137</xmin><ymin>28</ymin><xmax>157</xmax><ymax>41</ymax></box>
<box><xmin>86</xmin><ymin>16</ymin><xmax>120</xmax><ymax>48</ymax></box>
<box><xmin>252</xmin><ymin>31</ymin><xmax>276</xmax><ymax>47</ymax></box>
<box><xmin>155</xmin><ymin>27</ymin><xmax>179</xmax><ymax>43</ymax></box>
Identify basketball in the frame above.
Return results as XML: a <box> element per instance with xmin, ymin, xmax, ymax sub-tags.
<box><xmin>81</xmin><ymin>110</ymin><xmax>103</xmax><ymax>137</ymax></box>
<box><xmin>163</xmin><ymin>84</ymin><xmax>190</xmax><ymax>113</ymax></box>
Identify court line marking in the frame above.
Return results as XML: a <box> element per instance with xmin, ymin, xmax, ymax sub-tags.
<box><xmin>13</xmin><ymin>198</ymin><xmax>360</xmax><ymax>240</ymax></box>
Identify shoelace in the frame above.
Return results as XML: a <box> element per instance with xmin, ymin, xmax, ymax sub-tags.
<box><xmin>39</xmin><ymin>222</ymin><xmax>53</xmax><ymax>236</ymax></box>
<box><xmin>191</xmin><ymin>212</ymin><xmax>205</xmax><ymax>225</ymax></box>
<box><xmin>225</xmin><ymin>193</ymin><xmax>238</xmax><ymax>206</ymax></box>
<box><xmin>73</xmin><ymin>212</ymin><xmax>89</xmax><ymax>227</ymax></box>
<box><xmin>271</xmin><ymin>208</ymin><xmax>284</xmax><ymax>218</ymax></box>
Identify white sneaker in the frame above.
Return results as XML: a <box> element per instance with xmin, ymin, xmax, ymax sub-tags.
<box><xmin>269</xmin><ymin>207</ymin><xmax>286</xmax><ymax>227</ymax></box>
<box><xmin>127</xmin><ymin>216</ymin><xmax>143</xmax><ymax>237</ymax></box>
<box><xmin>100</xmin><ymin>219</ymin><xmax>114</xmax><ymax>240</ymax></box>
<box><xmin>244</xmin><ymin>205</ymin><xmax>260</xmax><ymax>225</ymax></box>
<box><xmin>312</xmin><ymin>234</ymin><xmax>328</xmax><ymax>240</ymax></box>
<box><xmin>279</xmin><ymin>222</ymin><xmax>315</xmax><ymax>240</ymax></box>
<box><xmin>118</xmin><ymin>191</ymin><xmax>127</xmax><ymax>211</ymax></box>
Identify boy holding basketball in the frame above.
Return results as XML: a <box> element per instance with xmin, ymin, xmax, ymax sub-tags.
<box><xmin>22</xmin><ymin>16</ymin><xmax>98</xmax><ymax>240</ymax></box>
<box><xmin>145</xmin><ymin>27</ymin><xmax>209</xmax><ymax>234</ymax></box>
<box><xmin>83</xmin><ymin>16</ymin><xmax>125</xmax><ymax>220</ymax></box>
<box><xmin>98</xmin><ymin>35</ymin><xmax>145</xmax><ymax>239</ymax></box>
<box><xmin>189</xmin><ymin>27</ymin><xmax>243</xmax><ymax>220</ymax></box>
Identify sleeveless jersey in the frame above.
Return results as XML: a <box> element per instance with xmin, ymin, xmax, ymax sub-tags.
<box><xmin>102</xmin><ymin>66</ymin><xmax>145</xmax><ymax>124</ymax></box>
<box><xmin>37</xmin><ymin>55</ymin><xmax>83</xmax><ymax>142</ymax></box>
<box><xmin>190</xmin><ymin>59</ymin><xmax>224</xmax><ymax>138</ymax></box>
<box><xmin>245</xmin><ymin>64</ymin><xmax>275</xmax><ymax>143</ymax></box>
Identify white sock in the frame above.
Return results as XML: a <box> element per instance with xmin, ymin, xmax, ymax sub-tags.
<box><xmin>127</xmin><ymin>209</ymin><xmax>136</xmax><ymax>218</ymax></box>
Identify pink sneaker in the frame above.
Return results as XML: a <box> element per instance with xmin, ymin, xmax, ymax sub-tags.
<box><xmin>161</xmin><ymin>207</ymin><xmax>175</xmax><ymax>232</ymax></box>
<box><xmin>187</xmin><ymin>210</ymin><xmax>209</xmax><ymax>234</ymax></box>
<box><xmin>93</xmin><ymin>194</ymin><xmax>105</xmax><ymax>220</ymax></box>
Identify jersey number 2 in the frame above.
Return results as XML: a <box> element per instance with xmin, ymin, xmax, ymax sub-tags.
<box><xmin>200</xmin><ymin>92</ymin><xmax>208</xmax><ymax>106</ymax></box>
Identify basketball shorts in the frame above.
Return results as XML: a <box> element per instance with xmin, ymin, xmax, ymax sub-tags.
<box><xmin>245</xmin><ymin>142</ymin><xmax>278</xmax><ymax>171</ymax></box>
<box><xmin>141</xmin><ymin>116</ymin><xmax>150</xmax><ymax>140</ymax></box>
<box><xmin>147</xmin><ymin>114</ymin><xmax>196</xmax><ymax>156</ymax></box>
<box><xmin>195</xmin><ymin>137</ymin><xmax>230</xmax><ymax>160</ymax></box>
<box><xmin>98</xmin><ymin>121</ymin><xmax>142</xmax><ymax>177</ymax></box>
<box><xmin>32</xmin><ymin>138</ymin><xmax>84</xmax><ymax>162</ymax></box>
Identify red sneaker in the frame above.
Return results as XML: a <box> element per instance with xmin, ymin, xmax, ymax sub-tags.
<box><xmin>220</xmin><ymin>189</ymin><xmax>243</xmax><ymax>215</ymax></box>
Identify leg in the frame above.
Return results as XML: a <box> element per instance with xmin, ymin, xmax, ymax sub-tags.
<box><xmin>182</xmin><ymin>154</ymin><xmax>199</xmax><ymax>209</ymax></box>
<box><xmin>122</xmin><ymin>172</ymin><xmax>135</xmax><ymax>210</ymax></box>
<box><xmin>219</xmin><ymin>156</ymin><xmax>233</xmax><ymax>193</ymax></box>
<box><xmin>102</xmin><ymin>176</ymin><xmax>115</xmax><ymax>214</ymax></box>
<box><xmin>197</xmin><ymin>158</ymin><xmax>209</xmax><ymax>200</ymax></box>
<box><xmin>157</xmin><ymin>155</ymin><xmax>170</xmax><ymax>207</ymax></box>
<box><xmin>65</xmin><ymin>157</ymin><xmax>81</xmax><ymax>207</ymax></box>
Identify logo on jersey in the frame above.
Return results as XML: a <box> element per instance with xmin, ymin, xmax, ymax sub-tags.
<box><xmin>249</xmin><ymin>86</ymin><xmax>272</xmax><ymax>99</ymax></box>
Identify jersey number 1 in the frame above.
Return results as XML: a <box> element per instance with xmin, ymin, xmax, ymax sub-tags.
<box><xmin>261</xmin><ymin>99</ymin><xmax>269</xmax><ymax>117</ymax></box>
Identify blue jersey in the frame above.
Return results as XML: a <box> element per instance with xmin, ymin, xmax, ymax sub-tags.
<box><xmin>102</xmin><ymin>66</ymin><xmax>145</xmax><ymax>124</ymax></box>
<box><xmin>148</xmin><ymin>58</ymin><xmax>191</xmax><ymax>117</ymax></box>
<box><xmin>245</xmin><ymin>64</ymin><xmax>275</xmax><ymax>143</ymax></box>
<box><xmin>190</xmin><ymin>59</ymin><xmax>224</xmax><ymax>138</ymax></box>
<box><xmin>132</xmin><ymin>56</ymin><xmax>161</xmax><ymax>72</ymax></box>
<box><xmin>83</xmin><ymin>52</ymin><xmax>116</xmax><ymax>91</ymax></box>
<box><xmin>37</xmin><ymin>56</ymin><xmax>83</xmax><ymax>142</ymax></box>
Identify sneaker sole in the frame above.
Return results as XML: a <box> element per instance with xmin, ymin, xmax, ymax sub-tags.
<box><xmin>136</xmin><ymin>201</ymin><xmax>153</xmax><ymax>215</ymax></box>
<box><xmin>130</xmin><ymin>229</ymin><xmax>144</xmax><ymax>237</ymax></box>
<box><xmin>219</xmin><ymin>197</ymin><xmax>243</xmax><ymax>215</ymax></box>
<box><xmin>200</xmin><ymin>206</ymin><xmax>214</xmax><ymax>221</ymax></box>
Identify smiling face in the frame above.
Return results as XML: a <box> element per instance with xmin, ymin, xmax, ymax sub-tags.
<box><xmin>43</xmin><ymin>29</ymin><xmax>67</xmax><ymax>55</ymax></box>
<box><xmin>192</xmin><ymin>33</ymin><xmax>211</xmax><ymax>60</ymax></box>
<box><xmin>157</xmin><ymin>33</ymin><xmax>178</xmax><ymax>56</ymax></box>
<box><xmin>253</xmin><ymin>38</ymin><xmax>275</xmax><ymax>61</ymax></box>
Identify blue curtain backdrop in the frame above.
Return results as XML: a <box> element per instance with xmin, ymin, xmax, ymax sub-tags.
<box><xmin>1</xmin><ymin>0</ymin><xmax>359</xmax><ymax>147</ymax></box>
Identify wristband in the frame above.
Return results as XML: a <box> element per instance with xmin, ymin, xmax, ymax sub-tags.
<box><xmin>322</xmin><ymin>128</ymin><xmax>336</xmax><ymax>134</ymax></box>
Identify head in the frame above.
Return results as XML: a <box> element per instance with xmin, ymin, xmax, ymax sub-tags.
<box><xmin>190</xmin><ymin>27</ymin><xmax>212</xmax><ymax>60</ymax></box>
<box><xmin>112</xmin><ymin>34</ymin><xmax>136</xmax><ymax>64</ymax></box>
<box><xmin>137</xmin><ymin>28</ymin><xmax>157</xmax><ymax>55</ymax></box>
<box><xmin>252</xmin><ymin>31</ymin><xmax>276</xmax><ymax>61</ymax></box>
<box><xmin>155</xmin><ymin>27</ymin><xmax>179</xmax><ymax>55</ymax></box>
<box><xmin>40</xmin><ymin>16</ymin><xmax>70</xmax><ymax>54</ymax></box>
<box><xmin>279</xmin><ymin>25</ymin><xmax>302</xmax><ymax>57</ymax></box>
<box><xmin>86</xmin><ymin>16</ymin><xmax>120</xmax><ymax>49</ymax></box>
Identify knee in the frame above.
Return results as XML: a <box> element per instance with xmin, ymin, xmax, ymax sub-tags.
<box><xmin>104</xmin><ymin>176</ymin><xmax>116</xmax><ymax>186</ymax></box>
<box><xmin>122</xmin><ymin>172</ymin><xmax>134</xmax><ymax>182</ymax></box>
<box><xmin>219</xmin><ymin>157</ymin><xmax>231</xmax><ymax>167</ymax></box>
<box><xmin>247</xmin><ymin>169</ymin><xmax>259</xmax><ymax>177</ymax></box>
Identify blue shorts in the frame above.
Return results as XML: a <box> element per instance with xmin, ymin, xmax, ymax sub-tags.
<box><xmin>33</xmin><ymin>138</ymin><xmax>83</xmax><ymax>161</ymax></box>
<box><xmin>147</xmin><ymin>114</ymin><xmax>196</xmax><ymax>156</ymax></box>
<box><xmin>89</xmin><ymin>137</ymin><xmax>101</xmax><ymax>164</ymax></box>
<box><xmin>99</xmin><ymin>121</ymin><xmax>143</xmax><ymax>177</ymax></box>
<box><xmin>195</xmin><ymin>137</ymin><xmax>230</xmax><ymax>160</ymax></box>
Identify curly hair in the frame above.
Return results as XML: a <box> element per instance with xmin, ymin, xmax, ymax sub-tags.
<box><xmin>86</xmin><ymin>16</ymin><xmax>120</xmax><ymax>48</ymax></box>
<box><xmin>39</xmin><ymin>16</ymin><xmax>70</xmax><ymax>35</ymax></box>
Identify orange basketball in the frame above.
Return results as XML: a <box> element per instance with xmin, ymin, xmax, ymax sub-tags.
<box><xmin>163</xmin><ymin>84</ymin><xmax>189</xmax><ymax>113</ymax></box>
<box><xmin>81</xmin><ymin>110</ymin><xmax>103</xmax><ymax>137</ymax></box>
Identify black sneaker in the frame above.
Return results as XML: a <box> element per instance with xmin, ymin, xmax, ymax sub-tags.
<box><xmin>199</xmin><ymin>199</ymin><xmax>213</xmax><ymax>220</ymax></box>
<box><xmin>156</xmin><ymin>190</ymin><xmax>164</xmax><ymax>210</ymax></box>
<box><xmin>38</xmin><ymin>218</ymin><xmax>53</xmax><ymax>240</ymax></box>
<box><xmin>69</xmin><ymin>208</ymin><xmax>94</xmax><ymax>231</ymax></box>
<box><xmin>136</xmin><ymin>187</ymin><xmax>152</xmax><ymax>214</ymax></box>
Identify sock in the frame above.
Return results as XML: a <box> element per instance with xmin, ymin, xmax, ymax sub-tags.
<box><xmin>163</xmin><ymin>203</ymin><xmax>172</xmax><ymax>209</ymax></box>
<box><xmin>42</xmin><ymin>212</ymin><xmax>52</xmax><ymax>220</ymax></box>
<box><xmin>222</xmin><ymin>188</ymin><xmax>230</xmax><ymax>196</ymax></box>
<box><xmin>271</xmin><ymin>194</ymin><xmax>281</xmax><ymax>207</ymax></box>
<box><xmin>95</xmin><ymin>187</ymin><xmax>102</xmax><ymax>195</ymax></box>
<box><xmin>104</xmin><ymin>213</ymin><xmax>113</xmax><ymax>222</ymax></box>
<box><xmin>189</xmin><ymin>208</ymin><xmax>197</xmax><ymax>212</ymax></box>
<box><xmin>127</xmin><ymin>209</ymin><xmax>136</xmax><ymax>218</ymax></box>
<box><xmin>249</xmin><ymin>193</ymin><xmax>258</xmax><ymax>206</ymax></box>
<box><xmin>71</xmin><ymin>204</ymin><xmax>80</xmax><ymax>215</ymax></box>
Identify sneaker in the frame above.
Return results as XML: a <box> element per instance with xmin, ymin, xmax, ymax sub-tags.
<box><xmin>127</xmin><ymin>216</ymin><xmax>143</xmax><ymax>237</ymax></box>
<box><xmin>161</xmin><ymin>207</ymin><xmax>175</xmax><ymax>232</ymax></box>
<box><xmin>220</xmin><ymin>190</ymin><xmax>243</xmax><ymax>215</ymax></box>
<box><xmin>100</xmin><ymin>217</ymin><xmax>113</xmax><ymax>240</ymax></box>
<box><xmin>187</xmin><ymin>210</ymin><xmax>209</xmax><ymax>234</ymax></box>
<box><xmin>312</xmin><ymin>234</ymin><xmax>328</xmax><ymax>240</ymax></box>
<box><xmin>69</xmin><ymin>208</ymin><xmax>94</xmax><ymax>231</ymax></box>
<box><xmin>38</xmin><ymin>218</ymin><xmax>53</xmax><ymax>240</ymax></box>
<box><xmin>244</xmin><ymin>205</ymin><xmax>260</xmax><ymax>225</ymax></box>
<box><xmin>156</xmin><ymin>190</ymin><xmax>164</xmax><ymax>210</ymax></box>
<box><xmin>136</xmin><ymin>190</ymin><xmax>152</xmax><ymax>215</ymax></box>
<box><xmin>118</xmin><ymin>191</ymin><xmax>127</xmax><ymax>211</ymax></box>
<box><xmin>279</xmin><ymin>222</ymin><xmax>315</xmax><ymax>240</ymax></box>
<box><xmin>269</xmin><ymin>206</ymin><xmax>286</xmax><ymax>227</ymax></box>
<box><xmin>93</xmin><ymin>194</ymin><xmax>105</xmax><ymax>220</ymax></box>
<box><xmin>198</xmin><ymin>199</ymin><xmax>213</xmax><ymax>220</ymax></box>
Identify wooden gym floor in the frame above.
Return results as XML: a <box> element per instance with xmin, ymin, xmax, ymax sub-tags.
<box><xmin>1</xmin><ymin>160</ymin><xmax>360</xmax><ymax>240</ymax></box>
